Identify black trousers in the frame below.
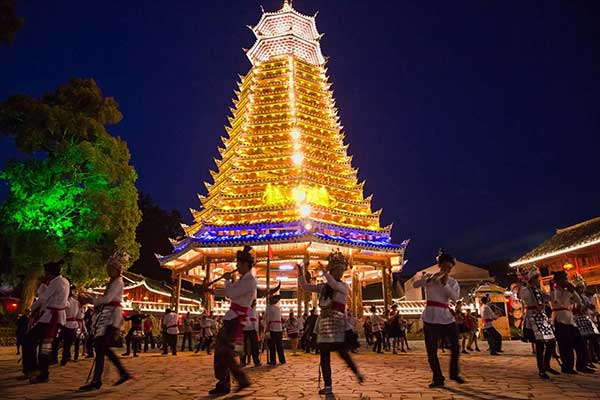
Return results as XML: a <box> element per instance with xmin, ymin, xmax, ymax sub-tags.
<box><xmin>181</xmin><ymin>332</ymin><xmax>193</xmax><ymax>351</ymax></box>
<box><xmin>555</xmin><ymin>323</ymin><xmax>588</xmax><ymax>372</ymax></box>
<box><xmin>162</xmin><ymin>333</ymin><xmax>177</xmax><ymax>355</ymax></box>
<box><xmin>214</xmin><ymin>319</ymin><xmax>248</xmax><ymax>390</ymax></box>
<box><xmin>535</xmin><ymin>340</ymin><xmax>555</xmax><ymax>373</ymax></box>
<box><xmin>243</xmin><ymin>330</ymin><xmax>260</xmax><ymax>365</ymax></box>
<box><xmin>484</xmin><ymin>327</ymin><xmax>502</xmax><ymax>353</ymax></box>
<box><xmin>85</xmin><ymin>334</ymin><xmax>94</xmax><ymax>357</ymax></box>
<box><xmin>144</xmin><ymin>331</ymin><xmax>155</xmax><ymax>352</ymax></box>
<box><xmin>424</xmin><ymin>322</ymin><xmax>460</xmax><ymax>383</ymax></box>
<box><xmin>125</xmin><ymin>327</ymin><xmax>140</xmax><ymax>355</ymax></box>
<box><xmin>62</xmin><ymin>327</ymin><xmax>76</xmax><ymax>362</ymax></box>
<box><xmin>197</xmin><ymin>336</ymin><xmax>213</xmax><ymax>353</ymax></box>
<box><xmin>268</xmin><ymin>331</ymin><xmax>285</xmax><ymax>364</ymax></box>
<box><xmin>372</xmin><ymin>331</ymin><xmax>383</xmax><ymax>353</ymax></box>
<box><xmin>22</xmin><ymin>323</ymin><xmax>48</xmax><ymax>376</ymax></box>
<box><xmin>319</xmin><ymin>342</ymin><xmax>359</xmax><ymax>387</ymax></box>
<box><xmin>92</xmin><ymin>326</ymin><xmax>128</xmax><ymax>384</ymax></box>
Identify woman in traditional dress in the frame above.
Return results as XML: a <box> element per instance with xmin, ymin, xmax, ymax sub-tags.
<box><xmin>298</xmin><ymin>250</ymin><xmax>364</xmax><ymax>395</ymax></box>
<box><xmin>518</xmin><ymin>267</ymin><xmax>559</xmax><ymax>379</ymax></box>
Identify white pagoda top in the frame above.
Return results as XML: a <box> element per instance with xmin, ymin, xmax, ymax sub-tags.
<box><xmin>246</xmin><ymin>0</ymin><xmax>325</xmax><ymax>66</ymax></box>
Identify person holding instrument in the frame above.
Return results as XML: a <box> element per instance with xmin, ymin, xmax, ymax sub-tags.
<box><xmin>413</xmin><ymin>250</ymin><xmax>464</xmax><ymax>388</ymax></box>
<box><xmin>298</xmin><ymin>250</ymin><xmax>364</xmax><ymax>396</ymax></box>
<box><xmin>78</xmin><ymin>252</ymin><xmax>132</xmax><ymax>391</ymax></box>
<box><xmin>208</xmin><ymin>245</ymin><xmax>256</xmax><ymax>395</ymax></box>
<box><xmin>518</xmin><ymin>266</ymin><xmax>559</xmax><ymax>379</ymax></box>
<box><xmin>550</xmin><ymin>271</ymin><xmax>594</xmax><ymax>374</ymax></box>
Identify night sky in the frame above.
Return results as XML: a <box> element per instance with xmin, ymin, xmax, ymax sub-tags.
<box><xmin>2</xmin><ymin>1</ymin><xmax>599</xmax><ymax>274</ymax></box>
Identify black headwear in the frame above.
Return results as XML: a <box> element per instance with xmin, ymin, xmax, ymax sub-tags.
<box><xmin>44</xmin><ymin>260</ymin><xmax>64</xmax><ymax>275</ymax></box>
<box><xmin>553</xmin><ymin>271</ymin><xmax>567</xmax><ymax>281</ymax></box>
<box><xmin>436</xmin><ymin>248</ymin><xmax>456</xmax><ymax>266</ymax></box>
<box><xmin>236</xmin><ymin>245</ymin><xmax>256</xmax><ymax>265</ymax></box>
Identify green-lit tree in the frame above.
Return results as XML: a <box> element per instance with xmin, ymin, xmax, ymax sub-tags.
<box><xmin>0</xmin><ymin>78</ymin><xmax>141</xmax><ymax>311</ymax></box>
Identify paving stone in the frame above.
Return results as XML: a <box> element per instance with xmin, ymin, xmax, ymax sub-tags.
<box><xmin>1</xmin><ymin>341</ymin><xmax>599</xmax><ymax>399</ymax></box>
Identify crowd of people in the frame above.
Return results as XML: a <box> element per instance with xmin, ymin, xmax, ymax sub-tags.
<box><xmin>11</xmin><ymin>246</ymin><xmax>600</xmax><ymax>395</ymax></box>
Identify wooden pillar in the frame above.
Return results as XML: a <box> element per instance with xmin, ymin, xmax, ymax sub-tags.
<box><xmin>296</xmin><ymin>273</ymin><xmax>303</xmax><ymax>317</ymax></box>
<box><xmin>351</xmin><ymin>266</ymin><xmax>363</xmax><ymax>320</ymax></box>
<box><xmin>381</xmin><ymin>261</ymin><xmax>393</xmax><ymax>313</ymax></box>
<box><xmin>203</xmin><ymin>258</ymin><xmax>213</xmax><ymax>313</ymax></box>
<box><xmin>175</xmin><ymin>274</ymin><xmax>182</xmax><ymax>315</ymax></box>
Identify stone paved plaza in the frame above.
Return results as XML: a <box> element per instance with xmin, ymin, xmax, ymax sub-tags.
<box><xmin>1</xmin><ymin>341</ymin><xmax>599</xmax><ymax>399</ymax></box>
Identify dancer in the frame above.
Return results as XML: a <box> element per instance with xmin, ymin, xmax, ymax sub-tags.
<box><xmin>79</xmin><ymin>252</ymin><xmax>132</xmax><ymax>391</ymax></box>
<box><xmin>266</xmin><ymin>294</ymin><xmax>285</xmax><ymax>365</ymax></box>
<box><xmin>572</xmin><ymin>274</ymin><xmax>599</xmax><ymax>370</ymax></box>
<box><xmin>123</xmin><ymin>306</ymin><xmax>148</xmax><ymax>357</ymax></box>
<box><xmin>389</xmin><ymin>304</ymin><xmax>402</xmax><ymax>354</ymax></box>
<box><xmin>208</xmin><ymin>245</ymin><xmax>256</xmax><ymax>395</ymax></box>
<box><xmin>161</xmin><ymin>308</ymin><xmax>179</xmax><ymax>355</ymax></box>
<box><xmin>369</xmin><ymin>305</ymin><xmax>384</xmax><ymax>353</ymax></box>
<box><xmin>413</xmin><ymin>250</ymin><xmax>464</xmax><ymax>388</ymax></box>
<box><xmin>23</xmin><ymin>261</ymin><xmax>69</xmax><ymax>384</ymax></box>
<box><xmin>285</xmin><ymin>310</ymin><xmax>300</xmax><ymax>356</ymax></box>
<box><xmin>298</xmin><ymin>250</ymin><xmax>364</xmax><ymax>395</ymax></box>
<box><xmin>518</xmin><ymin>267</ymin><xmax>559</xmax><ymax>379</ymax></box>
<box><xmin>550</xmin><ymin>271</ymin><xmax>593</xmax><ymax>374</ymax></box>
<box><xmin>181</xmin><ymin>312</ymin><xmax>194</xmax><ymax>352</ymax></box>
<box><xmin>242</xmin><ymin>299</ymin><xmax>261</xmax><ymax>366</ymax></box>
<box><xmin>62</xmin><ymin>285</ymin><xmax>82</xmax><ymax>365</ymax></box>
<box><xmin>196</xmin><ymin>313</ymin><xmax>215</xmax><ymax>354</ymax></box>
<box><xmin>480</xmin><ymin>296</ymin><xmax>502</xmax><ymax>355</ymax></box>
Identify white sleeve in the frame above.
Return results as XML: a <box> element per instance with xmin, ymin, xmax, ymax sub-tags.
<box><xmin>298</xmin><ymin>275</ymin><xmax>321</xmax><ymax>293</ymax></box>
<box><xmin>444</xmin><ymin>278</ymin><xmax>460</xmax><ymax>301</ymax></box>
<box><xmin>224</xmin><ymin>277</ymin><xmax>254</xmax><ymax>299</ymax></box>
<box><xmin>322</xmin><ymin>272</ymin><xmax>349</xmax><ymax>295</ymax></box>
<box><xmin>412</xmin><ymin>274</ymin><xmax>427</xmax><ymax>288</ymax></box>
<box><xmin>94</xmin><ymin>278</ymin><xmax>123</xmax><ymax>306</ymax></box>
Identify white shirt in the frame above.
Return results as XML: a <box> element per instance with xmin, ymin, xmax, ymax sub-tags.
<box><xmin>199</xmin><ymin>318</ymin><xmax>214</xmax><ymax>337</ymax></box>
<box><xmin>94</xmin><ymin>276</ymin><xmax>124</xmax><ymax>329</ymax></box>
<box><xmin>162</xmin><ymin>312</ymin><xmax>179</xmax><ymax>334</ymax></box>
<box><xmin>223</xmin><ymin>272</ymin><xmax>257</xmax><ymax>321</ymax></box>
<box><xmin>298</xmin><ymin>271</ymin><xmax>349</xmax><ymax>308</ymax></box>
<box><xmin>413</xmin><ymin>274</ymin><xmax>460</xmax><ymax>325</ymax></box>
<box><xmin>284</xmin><ymin>317</ymin><xmax>299</xmax><ymax>334</ymax></box>
<box><xmin>481</xmin><ymin>304</ymin><xmax>496</xmax><ymax>329</ymax></box>
<box><xmin>370</xmin><ymin>314</ymin><xmax>383</xmax><ymax>332</ymax></box>
<box><xmin>37</xmin><ymin>275</ymin><xmax>70</xmax><ymax>325</ymax></box>
<box><xmin>551</xmin><ymin>287</ymin><xmax>580</xmax><ymax>326</ymax></box>
<box><xmin>65</xmin><ymin>297</ymin><xmax>81</xmax><ymax>329</ymax></box>
<box><xmin>266</xmin><ymin>304</ymin><xmax>283</xmax><ymax>332</ymax></box>
<box><xmin>244</xmin><ymin>308</ymin><xmax>258</xmax><ymax>332</ymax></box>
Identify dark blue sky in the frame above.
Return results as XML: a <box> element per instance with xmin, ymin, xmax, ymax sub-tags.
<box><xmin>2</xmin><ymin>1</ymin><xmax>599</xmax><ymax>273</ymax></box>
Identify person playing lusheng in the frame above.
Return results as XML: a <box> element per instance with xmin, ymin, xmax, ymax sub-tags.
<box><xmin>413</xmin><ymin>250</ymin><xmax>465</xmax><ymax>388</ymax></box>
<box><xmin>208</xmin><ymin>245</ymin><xmax>256</xmax><ymax>395</ymax></box>
<box><xmin>79</xmin><ymin>252</ymin><xmax>132</xmax><ymax>391</ymax></box>
<box><xmin>518</xmin><ymin>266</ymin><xmax>559</xmax><ymax>379</ymax></box>
<box><xmin>298</xmin><ymin>250</ymin><xmax>364</xmax><ymax>395</ymax></box>
<box><xmin>24</xmin><ymin>261</ymin><xmax>69</xmax><ymax>384</ymax></box>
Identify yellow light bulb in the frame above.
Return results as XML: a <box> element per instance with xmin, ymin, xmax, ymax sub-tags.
<box><xmin>299</xmin><ymin>204</ymin><xmax>311</xmax><ymax>217</ymax></box>
<box><xmin>304</xmin><ymin>222</ymin><xmax>313</xmax><ymax>231</ymax></box>
<box><xmin>292</xmin><ymin>187</ymin><xmax>306</xmax><ymax>202</ymax></box>
<box><xmin>292</xmin><ymin>153</ymin><xmax>304</xmax><ymax>165</ymax></box>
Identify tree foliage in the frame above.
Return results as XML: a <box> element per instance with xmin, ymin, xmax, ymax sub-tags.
<box><xmin>0</xmin><ymin>0</ymin><xmax>24</xmax><ymax>46</ymax></box>
<box><xmin>0</xmin><ymin>78</ymin><xmax>141</xmax><ymax>289</ymax></box>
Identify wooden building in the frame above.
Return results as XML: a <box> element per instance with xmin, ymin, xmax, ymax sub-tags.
<box><xmin>510</xmin><ymin>216</ymin><xmax>600</xmax><ymax>289</ymax></box>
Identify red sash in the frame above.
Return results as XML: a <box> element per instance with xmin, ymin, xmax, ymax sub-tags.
<box><xmin>45</xmin><ymin>306</ymin><xmax>67</xmax><ymax>340</ymax></box>
<box><xmin>426</xmin><ymin>300</ymin><xmax>449</xmax><ymax>308</ymax></box>
<box><xmin>230</xmin><ymin>303</ymin><xmax>249</xmax><ymax>346</ymax></box>
<box><xmin>332</xmin><ymin>301</ymin><xmax>345</xmax><ymax>312</ymax></box>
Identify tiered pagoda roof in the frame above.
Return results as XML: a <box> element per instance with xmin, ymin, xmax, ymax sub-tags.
<box><xmin>158</xmin><ymin>1</ymin><xmax>407</xmax><ymax>271</ymax></box>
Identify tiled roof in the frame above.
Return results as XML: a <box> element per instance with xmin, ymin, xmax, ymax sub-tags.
<box><xmin>511</xmin><ymin>216</ymin><xmax>600</xmax><ymax>266</ymax></box>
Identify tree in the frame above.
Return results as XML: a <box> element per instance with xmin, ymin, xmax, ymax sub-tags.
<box><xmin>128</xmin><ymin>193</ymin><xmax>183</xmax><ymax>282</ymax></box>
<box><xmin>0</xmin><ymin>0</ymin><xmax>24</xmax><ymax>46</ymax></box>
<box><xmin>0</xmin><ymin>78</ymin><xmax>141</xmax><ymax>311</ymax></box>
